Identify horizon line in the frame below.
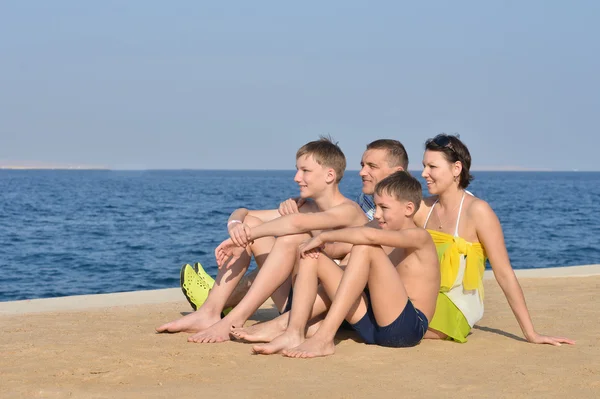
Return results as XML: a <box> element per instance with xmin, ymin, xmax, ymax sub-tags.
<box><xmin>1</xmin><ymin>167</ymin><xmax>598</xmax><ymax>172</ymax></box>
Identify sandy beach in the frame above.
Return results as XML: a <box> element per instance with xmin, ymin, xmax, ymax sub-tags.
<box><xmin>1</xmin><ymin>266</ymin><xmax>599</xmax><ymax>399</ymax></box>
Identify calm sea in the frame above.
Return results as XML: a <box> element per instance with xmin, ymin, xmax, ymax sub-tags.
<box><xmin>1</xmin><ymin>170</ymin><xmax>599</xmax><ymax>302</ymax></box>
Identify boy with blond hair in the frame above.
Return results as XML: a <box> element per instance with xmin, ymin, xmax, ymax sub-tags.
<box><xmin>157</xmin><ymin>137</ymin><xmax>368</xmax><ymax>343</ymax></box>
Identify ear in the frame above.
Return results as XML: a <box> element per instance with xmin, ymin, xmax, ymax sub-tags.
<box><xmin>395</xmin><ymin>166</ymin><xmax>404</xmax><ymax>172</ymax></box>
<box><xmin>453</xmin><ymin>161</ymin><xmax>463</xmax><ymax>180</ymax></box>
<box><xmin>404</xmin><ymin>201</ymin><xmax>415</xmax><ymax>217</ymax></box>
<box><xmin>325</xmin><ymin>168</ymin><xmax>336</xmax><ymax>184</ymax></box>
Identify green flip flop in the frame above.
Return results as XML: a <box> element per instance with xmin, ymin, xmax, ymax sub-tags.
<box><xmin>180</xmin><ymin>262</ymin><xmax>233</xmax><ymax>317</ymax></box>
<box><xmin>180</xmin><ymin>264</ymin><xmax>212</xmax><ymax>311</ymax></box>
<box><xmin>193</xmin><ymin>262</ymin><xmax>215</xmax><ymax>288</ymax></box>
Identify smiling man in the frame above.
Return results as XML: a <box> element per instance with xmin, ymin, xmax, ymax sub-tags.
<box><xmin>357</xmin><ymin>139</ymin><xmax>409</xmax><ymax>220</ymax></box>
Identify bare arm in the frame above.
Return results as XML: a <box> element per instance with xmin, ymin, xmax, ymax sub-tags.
<box><xmin>225</xmin><ymin>208</ymin><xmax>282</xmax><ymax>247</ymax></box>
<box><xmin>474</xmin><ymin>201</ymin><xmax>575</xmax><ymax>345</ymax></box>
<box><xmin>322</xmin><ymin>242</ymin><xmax>353</xmax><ymax>259</ymax></box>
<box><xmin>321</xmin><ymin>219</ymin><xmax>378</xmax><ymax>259</ymax></box>
<box><xmin>228</xmin><ymin>208</ymin><xmax>281</xmax><ymax>225</ymax></box>
<box><xmin>309</xmin><ymin>225</ymin><xmax>431</xmax><ymax>250</ymax></box>
<box><xmin>249</xmin><ymin>203</ymin><xmax>363</xmax><ymax>241</ymax></box>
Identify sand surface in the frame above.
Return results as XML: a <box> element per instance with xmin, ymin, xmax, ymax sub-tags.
<box><xmin>2</xmin><ymin>274</ymin><xmax>599</xmax><ymax>398</ymax></box>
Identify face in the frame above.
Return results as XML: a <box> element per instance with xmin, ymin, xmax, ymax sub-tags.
<box><xmin>373</xmin><ymin>192</ymin><xmax>412</xmax><ymax>230</ymax></box>
<box><xmin>421</xmin><ymin>150</ymin><xmax>461</xmax><ymax>195</ymax></box>
<box><xmin>359</xmin><ymin>149</ymin><xmax>402</xmax><ymax>195</ymax></box>
<box><xmin>294</xmin><ymin>154</ymin><xmax>333</xmax><ymax>198</ymax></box>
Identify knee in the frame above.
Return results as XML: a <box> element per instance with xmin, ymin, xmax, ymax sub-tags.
<box><xmin>293</xmin><ymin>256</ymin><xmax>318</xmax><ymax>279</ymax></box>
<box><xmin>274</xmin><ymin>234</ymin><xmax>307</xmax><ymax>255</ymax></box>
<box><xmin>297</xmin><ymin>255</ymin><xmax>318</xmax><ymax>269</ymax></box>
<box><xmin>243</xmin><ymin>215</ymin><xmax>263</xmax><ymax>228</ymax></box>
<box><xmin>273</xmin><ymin>235</ymin><xmax>311</xmax><ymax>263</ymax></box>
<box><xmin>275</xmin><ymin>234</ymin><xmax>306</xmax><ymax>245</ymax></box>
<box><xmin>350</xmin><ymin>244</ymin><xmax>375</xmax><ymax>256</ymax></box>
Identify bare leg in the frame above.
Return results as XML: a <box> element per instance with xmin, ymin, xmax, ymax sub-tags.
<box><xmin>251</xmin><ymin>254</ymin><xmax>347</xmax><ymax>354</ymax></box>
<box><xmin>231</xmin><ymin>313</ymin><xmax>289</xmax><ymax>343</ymax></box>
<box><xmin>231</xmin><ymin>283</ymin><xmax>330</xmax><ymax>343</ymax></box>
<box><xmin>188</xmin><ymin>233</ymin><xmax>310</xmax><ymax>343</ymax></box>
<box><xmin>224</xmin><ymin>268</ymin><xmax>259</xmax><ymax>308</ymax></box>
<box><xmin>156</xmin><ymin>216</ymin><xmax>273</xmax><ymax>333</ymax></box>
<box><xmin>279</xmin><ymin>253</ymin><xmax>355</xmax><ymax>357</ymax></box>
<box><xmin>284</xmin><ymin>245</ymin><xmax>408</xmax><ymax>358</ymax></box>
<box><xmin>251</xmin><ymin>256</ymin><xmax>324</xmax><ymax>354</ymax></box>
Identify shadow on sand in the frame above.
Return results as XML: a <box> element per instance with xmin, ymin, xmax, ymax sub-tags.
<box><xmin>474</xmin><ymin>325</ymin><xmax>527</xmax><ymax>343</ymax></box>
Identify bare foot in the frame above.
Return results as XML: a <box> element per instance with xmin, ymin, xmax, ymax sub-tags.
<box><xmin>156</xmin><ymin>308</ymin><xmax>221</xmax><ymax>334</ymax></box>
<box><xmin>187</xmin><ymin>318</ymin><xmax>235</xmax><ymax>343</ymax></box>
<box><xmin>252</xmin><ymin>330</ymin><xmax>304</xmax><ymax>355</ymax></box>
<box><xmin>282</xmin><ymin>336</ymin><xmax>335</xmax><ymax>358</ymax></box>
<box><xmin>231</xmin><ymin>317</ymin><xmax>287</xmax><ymax>343</ymax></box>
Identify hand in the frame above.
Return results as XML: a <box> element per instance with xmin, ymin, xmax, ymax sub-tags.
<box><xmin>228</xmin><ymin>222</ymin><xmax>252</xmax><ymax>247</ymax></box>
<box><xmin>299</xmin><ymin>236</ymin><xmax>325</xmax><ymax>259</ymax></box>
<box><xmin>215</xmin><ymin>238</ymin><xmax>247</xmax><ymax>269</ymax></box>
<box><xmin>278</xmin><ymin>197</ymin><xmax>306</xmax><ymax>216</ymax></box>
<box><xmin>526</xmin><ymin>331</ymin><xmax>575</xmax><ymax>346</ymax></box>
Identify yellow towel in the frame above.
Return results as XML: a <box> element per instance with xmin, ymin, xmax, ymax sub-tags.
<box><xmin>427</xmin><ymin>230</ymin><xmax>487</xmax><ymax>299</ymax></box>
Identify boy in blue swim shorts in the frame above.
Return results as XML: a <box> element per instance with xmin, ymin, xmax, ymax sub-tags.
<box><xmin>249</xmin><ymin>171</ymin><xmax>440</xmax><ymax>357</ymax></box>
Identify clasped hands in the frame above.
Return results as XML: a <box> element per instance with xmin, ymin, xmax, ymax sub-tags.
<box><xmin>215</xmin><ymin>229</ymin><xmax>326</xmax><ymax>270</ymax></box>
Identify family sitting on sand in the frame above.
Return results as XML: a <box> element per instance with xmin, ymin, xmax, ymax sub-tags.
<box><xmin>157</xmin><ymin>135</ymin><xmax>574</xmax><ymax>357</ymax></box>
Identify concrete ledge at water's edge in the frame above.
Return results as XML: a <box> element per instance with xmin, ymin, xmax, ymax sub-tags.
<box><xmin>483</xmin><ymin>264</ymin><xmax>600</xmax><ymax>279</ymax></box>
<box><xmin>1</xmin><ymin>264</ymin><xmax>599</xmax><ymax>316</ymax></box>
<box><xmin>0</xmin><ymin>287</ymin><xmax>184</xmax><ymax>315</ymax></box>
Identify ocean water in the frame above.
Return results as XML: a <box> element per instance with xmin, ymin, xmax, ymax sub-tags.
<box><xmin>1</xmin><ymin>170</ymin><xmax>599</xmax><ymax>302</ymax></box>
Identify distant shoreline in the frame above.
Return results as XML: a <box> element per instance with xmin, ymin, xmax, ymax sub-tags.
<box><xmin>0</xmin><ymin>166</ymin><xmax>110</xmax><ymax>170</ymax></box>
<box><xmin>0</xmin><ymin>167</ymin><xmax>597</xmax><ymax>172</ymax></box>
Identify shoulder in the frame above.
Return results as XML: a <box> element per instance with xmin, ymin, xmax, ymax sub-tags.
<box><xmin>338</xmin><ymin>199</ymin><xmax>367</xmax><ymax>216</ymax></box>
<box><xmin>464</xmin><ymin>196</ymin><xmax>501</xmax><ymax>233</ymax></box>
<box><xmin>465</xmin><ymin>196</ymin><xmax>495</xmax><ymax>218</ymax></box>
<box><xmin>412</xmin><ymin>226</ymin><xmax>433</xmax><ymax>241</ymax></box>
<box><xmin>399</xmin><ymin>226</ymin><xmax>433</xmax><ymax>243</ymax></box>
<box><xmin>319</xmin><ymin>199</ymin><xmax>360</xmax><ymax>215</ymax></box>
<box><xmin>415</xmin><ymin>226</ymin><xmax>434</xmax><ymax>241</ymax></box>
<box><xmin>402</xmin><ymin>227</ymin><xmax>436</xmax><ymax>253</ymax></box>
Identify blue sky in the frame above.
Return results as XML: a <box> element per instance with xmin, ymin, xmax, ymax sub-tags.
<box><xmin>1</xmin><ymin>1</ymin><xmax>598</xmax><ymax>170</ymax></box>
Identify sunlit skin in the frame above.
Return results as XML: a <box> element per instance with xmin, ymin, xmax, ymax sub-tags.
<box><xmin>373</xmin><ymin>192</ymin><xmax>415</xmax><ymax>231</ymax></box>
<box><xmin>295</xmin><ymin>154</ymin><xmax>335</xmax><ymax>199</ymax></box>
<box><xmin>421</xmin><ymin>150</ymin><xmax>462</xmax><ymax>196</ymax></box>
<box><xmin>359</xmin><ymin>149</ymin><xmax>403</xmax><ymax>195</ymax></box>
